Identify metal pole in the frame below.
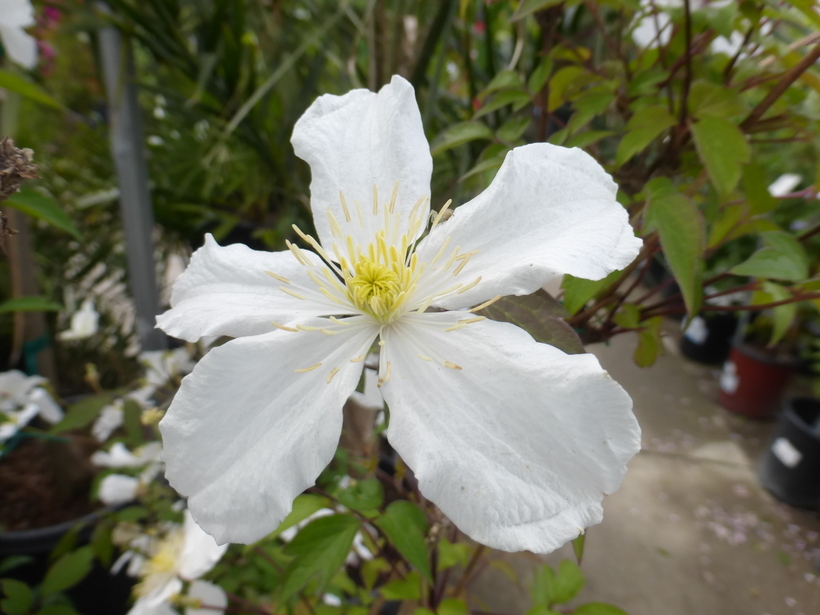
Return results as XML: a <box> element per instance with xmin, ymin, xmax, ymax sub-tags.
<box><xmin>97</xmin><ymin>7</ymin><xmax>166</xmax><ymax>351</ymax></box>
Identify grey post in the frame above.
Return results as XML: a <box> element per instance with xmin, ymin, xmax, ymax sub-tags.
<box><xmin>97</xmin><ymin>5</ymin><xmax>167</xmax><ymax>351</ymax></box>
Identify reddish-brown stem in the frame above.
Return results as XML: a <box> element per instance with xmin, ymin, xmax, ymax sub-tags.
<box><xmin>645</xmin><ymin>292</ymin><xmax>820</xmax><ymax>318</ymax></box>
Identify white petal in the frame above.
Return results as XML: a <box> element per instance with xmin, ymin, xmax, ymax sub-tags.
<box><xmin>29</xmin><ymin>387</ymin><xmax>63</xmax><ymax>423</ymax></box>
<box><xmin>99</xmin><ymin>474</ymin><xmax>140</xmax><ymax>505</ymax></box>
<box><xmin>768</xmin><ymin>173</ymin><xmax>801</xmax><ymax>197</ymax></box>
<box><xmin>0</xmin><ymin>403</ymin><xmax>37</xmax><ymax>440</ymax></box>
<box><xmin>291</xmin><ymin>75</ymin><xmax>432</xmax><ymax>250</ymax></box>
<box><xmin>156</xmin><ymin>234</ymin><xmax>339</xmax><ymax>343</ymax></box>
<box><xmin>92</xmin><ymin>403</ymin><xmax>125</xmax><ymax>442</ymax></box>
<box><xmin>127</xmin><ymin>596</ymin><xmax>179</xmax><ymax>615</ymax></box>
<box><xmin>186</xmin><ymin>580</ymin><xmax>227</xmax><ymax>615</ymax></box>
<box><xmin>416</xmin><ymin>144</ymin><xmax>641</xmax><ymax>309</ymax></box>
<box><xmin>178</xmin><ymin>510</ymin><xmax>228</xmax><ymax>580</ymax></box>
<box><xmin>0</xmin><ymin>369</ymin><xmax>43</xmax><ymax>406</ymax></box>
<box><xmin>160</xmin><ymin>319</ymin><xmax>379</xmax><ymax>544</ymax></box>
<box><xmin>0</xmin><ymin>23</ymin><xmax>37</xmax><ymax>69</ymax></box>
<box><xmin>380</xmin><ymin>314</ymin><xmax>640</xmax><ymax>553</ymax></box>
<box><xmin>132</xmin><ymin>577</ymin><xmax>183</xmax><ymax>614</ymax></box>
<box><xmin>0</xmin><ymin>0</ymin><xmax>36</xmax><ymax>27</ymax></box>
<box><xmin>92</xmin><ymin>442</ymin><xmax>148</xmax><ymax>468</ymax></box>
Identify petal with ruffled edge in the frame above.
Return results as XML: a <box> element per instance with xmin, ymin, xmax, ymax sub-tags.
<box><xmin>291</xmin><ymin>75</ymin><xmax>432</xmax><ymax>251</ymax></box>
<box><xmin>380</xmin><ymin>313</ymin><xmax>640</xmax><ymax>553</ymax></box>
<box><xmin>415</xmin><ymin>144</ymin><xmax>642</xmax><ymax>310</ymax></box>
<box><xmin>160</xmin><ymin>318</ymin><xmax>379</xmax><ymax>544</ymax></box>
<box><xmin>156</xmin><ymin>234</ymin><xmax>344</xmax><ymax>343</ymax></box>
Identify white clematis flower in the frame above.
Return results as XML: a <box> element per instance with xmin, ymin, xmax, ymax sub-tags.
<box><xmin>128</xmin><ymin>510</ymin><xmax>228</xmax><ymax>615</ymax></box>
<box><xmin>0</xmin><ymin>370</ymin><xmax>63</xmax><ymax>442</ymax></box>
<box><xmin>0</xmin><ymin>0</ymin><xmax>37</xmax><ymax>69</ymax></box>
<box><xmin>156</xmin><ymin>75</ymin><xmax>642</xmax><ymax>553</ymax></box>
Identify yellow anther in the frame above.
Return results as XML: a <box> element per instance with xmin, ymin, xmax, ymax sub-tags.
<box><xmin>271</xmin><ymin>321</ymin><xmax>299</xmax><ymax>332</ymax></box>
<box><xmin>339</xmin><ymin>191</ymin><xmax>351</xmax><ymax>222</ymax></box>
<box><xmin>388</xmin><ymin>182</ymin><xmax>399</xmax><ymax>214</ymax></box>
<box><xmin>456</xmin><ymin>276</ymin><xmax>482</xmax><ymax>294</ymax></box>
<box><xmin>373</xmin><ymin>185</ymin><xmax>379</xmax><ymax>215</ymax></box>
<box><xmin>470</xmin><ymin>295</ymin><xmax>502</xmax><ymax>312</ymax></box>
<box><xmin>280</xmin><ymin>286</ymin><xmax>307</xmax><ymax>300</ymax></box>
<box><xmin>444</xmin><ymin>361</ymin><xmax>462</xmax><ymax>370</ymax></box>
<box><xmin>265</xmin><ymin>270</ymin><xmax>291</xmax><ymax>284</ymax></box>
<box><xmin>329</xmin><ymin>316</ymin><xmax>350</xmax><ymax>326</ymax></box>
<box><xmin>417</xmin><ymin>354</ymin><xmax>433</xmax><ymax>361</ymax></box>
<box><xmin>350</xmin><ymin>355</ymin><xmax>366</xmax><ymax>363</ymax></box>
<box><xmin>295</xmin><ymin>363</ymin><xmax>322</xmax><ymax>373</ymax></box>
<box><xmin>327</xmin><ymin>367</ymin><xmax>340</xmax><ymax>383</ymax></box>
<box><xmin>296</xmin><ymin>324</ymin><xmax>319</xmax><ymax>331</ymax></box>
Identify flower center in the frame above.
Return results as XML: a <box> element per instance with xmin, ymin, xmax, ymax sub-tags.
<box><xmin>347</xmin><ymin>259</ymin><xmax>400</xmax><ymax>316</ymax></box>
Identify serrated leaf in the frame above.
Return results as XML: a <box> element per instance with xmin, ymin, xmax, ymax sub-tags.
<box><xmin>690</xmin><ymin>117</ymin><xmax>750</xmax><ymax>199</ymax></box>
<box><xmin>481</xmin><ymin>290</ymin><xmax>584</xmax><ymax>355</ymax></box>
<box><xmin>1</xmin><ymin>579</ymin><xmax>33</xmax><ymax>615</ymax></box>
<box><xmin>0</xmin><ymin>70</ymin><xmax>62</xmax><ymax>109</ymax></box>
<box><xmin>689</xmin><ymin>81</ymin><xmax>747</xmax><ymax>118</ymax></box>
<box><xmin>645</xmin><ymin>181</ymin><xmax>704</xmax><ymax>315</ymax></box>
<box><xmin>573</xmin><ymin>604</ymin><xmax>631</xmax><ymax>615</ymax></box>
<box><xmin>561</xmin><ymin>269</ymin><xmax>622</xmax><ymax>316</ymax></box>
<box><xmin>431</xmin><ymin>122</ymin><xmax>494</xmax><ymax>156</ymax></box>
<box><xmin>4</xmin><ymin>189</ymin><xmax>80</xmax><ymax>239</ymax></box>
<box><xmin>272</xmin><ymin>494</ymin><xmax>331</xmax><ymax>538</ymax></box>
<box><xmin>376</xmin><ymin>501</ymin><xmax>431</xmax><ymax>583</ymax></box>
<box><xmin>743</xmin><ymin>163</ymin><xmax>777</xmax><ymax>215</ymax></box>
<box><xmin>41</xmin><ymin>547</ymin><xmax>94</xmax><ymax>595</ymax></box>
<box><xmin>50</xmin><ymin>394</ymin><xmax>111</xmax><ymax>434</ymax></box>
<box><xmin>731</xmin><ymin>231</ymin><xmax>809</xmax><ymax>282</ymax></box>
<box><xmin>379</xmin><ymin>570</ymin><xmax>422</xmax><ymax>600</ymax></box>
<box><xmin>634</xmin><ymin>316</ymin><xmax>663</xmax><ymax>367</ymax></box>
<box><xmin>0</xmin><ymin>296</ymin><xmax>63</xmax><ymax>313</ymax></box>
<box><xmin>616</xmin><ymin>106</ymin><xmax>676</xmax><ymax>166</ymax></box>
<box><xmin>337</xmin><ymin>478</ymin><xmax>383</xmax><ymax>511</ymax></box>
<box><xmin>512</xmin><ymin>0</ymin><xmax>565</xmax><ymax>21</ymax></box>
<box><xmin>281</xmin><ymin>514</ymin><xmax>360</xmax><ymax>599</ymax></box>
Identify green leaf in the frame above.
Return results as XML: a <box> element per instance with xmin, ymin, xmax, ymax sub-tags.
<box><xmin>379</xmin><ymin>570</ymin><xmax>422</xmax><ymax>600</ymax></box>
<box><xmin>644</xmin><ymin>180</ymin><xmax>704</xmax><ymax>315</ymax></box>
<box><xmin>731</xmin><ymin>231</ymin><xmax>810</xmax><ymax>282</ymax></box>
<box><xmin>707</xmin><ymin>203</ymin><xmax>744</xmax><ymax>248</ymax></box>
<box><xmin>690</xmin><ymin>117</ymin><xmax>750</xmax><ymax>199</ymax></box>
<box><xmin>376</xmin><ymin>501</ymin><xmax>431</xmax><ymax>584</ymax></box>
<box><xmin>635</xmin><ymin>316</ymin><xmax>663</xmax><ymax>367</ymax></box>
<box><xmin>460</xmin><ymin>153</ymin><xmax>506</xmax><ymax>182</ymax></box>
<box><xmin>431</xmin><ymin>122</ymin><xmax>495</xmax><ymax>156</ymax></box>
<box><xmin>438</xmin><ymin>538</ymin><xmax>472</xmax><ymax>571</ymax></box>
<box><xmin>1</xmin><ymin>579</ymin><xmax>33</xmax><ymax>615</ymax></box>
<box><xmin>91</xmin><ymin>523</ymin><xmax>114</xmax><ymax>567</ymax></box>
<box><xmin>438</xmin><ymin>598</ymin><xmax>469</xmax><ymax>615</ymax></box>
<box><xmin>0</xmin><ymin>296</ymin><xmax>63</xmax><ymax>313</ymax></box>
<box><xmin>753</xmin><ymin>282</ymin><xmax>796</xmax><ymax>345</ymax></box>
<box><xmin>525</xmin><ymin>607</ymin><xmax>562</xmax><ymax>615</ymax></box>
<box><xmin>41</xmin><ymin>547</ymin><xmax>94</xmax><ymax>595</ymax></box>
<box><xmin>572</xmin><ymin>534</ymin><xmax>585</xmax><ymax>565</ymax></box>
<box><xmin>561</xmin><ymin>270</ymin><xmax>622</xmax><ymax>316</ymax></box>
<box><xmin>361</xmin><ymin>558</ymin><xmax>391</xmax><ymax>590</ymax></box>
<box><xmin>573</xmin><ymin>604</ymin><xmax>631</xmax><ymax>615</ymax></box>
<box><xmin>615</xmin><ymin>106</ymin><xmax>676</xmax><ymax>166</ymax></box>
<box><xmin>281</xmin><ymin>514</ymin><xmax>360</xmax><ymax>599</ymax></box>
<box><xmin>122</xmin><ymin>399</ymin><xmax>144</xmax><ymax>445</ymax></box>
<box><xmin>566</xmin><ymin>92</ymin><xmax>613</xmax><ymax>135</ymax></box>
<box><xmin>0</xmin><ymin>556</ymin><xmax>34</xmax><ymax>575</ymax></box>
<box><xmin>689</xmin><ymin>81</ymin><xmax>747</xmax><ymax>118</ymax></box>
<box><xmin>548</xmin><ymin>66</ymin><xmax>594</xmax><ymax>111</ymax></box>
<box><xmin>613</xmin><ymin>304</ymin><xmax>641</xmax><ymax>329</ymax></box>
<box><xmin>481</xmin><ymin>290</ymin><xmax>585</xmax><ymax>355</ymax></box>
<box><xmin>36</xmin><ymin>605</ymin><xmax>81</xmax><ymax>615</ymax></box>
<box><xmin>50</xmin><ymin>394</ymin><xmax>111</xmax><ymax>434</ymax></box>
<box><xmin>0</xmin><ymin>70</ymin><xmax>62</xmax><ymax>109</ymax></box>
<box><xmin>337</xmin><ymin>478</ymin><xmax>383</xmax><ymax>512</ymax></box>
<box><xmin>272</xmin><ymin>494</ymin><xmax>331</xmax><ymax>539</ymax></box>
<box><xmin>480</xmin><ymin>70</ymin><xmax>525</xmax><ymax>97</ymax></box>
<box><xmin>743</xmin><ymin>163</ymin><xmax>778</xmax><ymax>216</ymax></box>
<box><xmin>565</xmin><ymin>130</ymin><xmax>614</xmax><ymax>149</ymax></box>
<box><xmin>528</xmin><ymin>57</ymin><xmax>553</xmax><ymax>94</ymax></box>
<box><xmin>497</xmin><ymin>116</ymin><xmax>531</xmax><ymax>142</ymax></box>
<box><xmin>532</xmin><ymin>560</ymin><xmax>585</xmax><ymax>607</ymax></box>
<box><xmin>4</xmin><ymin>189</ymin><xmax>80</xmax><ymax>239</ymax></box>
<box><xmin>474</xmin><ymin>89</ymin><xmax>531</xmax><ymax>118</ymax></box>
<box><xmin>512</xmin><ymin>0</ymin><xmax>565</xmax><ymax>21</ymax></box>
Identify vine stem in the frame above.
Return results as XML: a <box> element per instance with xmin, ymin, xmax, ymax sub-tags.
<box><xmin>644</xmin><ymin>292</ymin><xmax>820</xmax><ymax>319</ymax></box>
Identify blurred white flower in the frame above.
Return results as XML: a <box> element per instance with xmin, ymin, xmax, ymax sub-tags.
<box><xmin>127</xmin><ymin>511</ymin><xmax>228</xmax><ymax>615</ymax></box>
<box><xmin>0</xmin><ymin>0</ymin><xmax>37</xmax><ymax>69</ymax></box>
<box><xmin>0</xmin><ymin>370</ymin><xmax>62</xmax><ymax>442</ymax></box>
<box><xmin>92</xmin><ymin>441</ymin><xmax>163</xmax><ymax>469</ymax></box>
<box><xmin>140</xmin><ymin>347</ymin><xmax>194</xmax><ymax>388</ymax></box>
<box><xmin>99</xmin><ymin>473</ymin><xmax>141</xmax><ymax>506</ymax></box>
<box><xmin>58</xmin><ymin>300</ymin><xmax>99</xmax><ymax>341</ymax></box>
<box><xmin>92</xmin><ymin>403</ymin><xmax>125</xmax><ymax>442</ymax></box>
<box><xmin>768</xmin><ymin>174</ymin><xmax>802</xmax><ymax>198</ymax></box>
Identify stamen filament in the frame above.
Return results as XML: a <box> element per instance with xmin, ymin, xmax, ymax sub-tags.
<box><xmin>295</xmin><ymin>363</ymin><xmax>322</xmax><ymax>373</ymax></box>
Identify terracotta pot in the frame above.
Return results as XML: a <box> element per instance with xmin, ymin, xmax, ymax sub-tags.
<box><xmin>718</xmin><ymin>344</ymin><xmax>795</xmax><ymax>419</ymax></box>
<box><xmin>758</xmin><ymin>398</ymin><xmax>820</xmax><ymax>509</ymax></box>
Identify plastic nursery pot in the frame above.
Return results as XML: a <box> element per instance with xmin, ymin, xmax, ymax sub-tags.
<box><xmin>718</xmin><ymin>343</ymin><xmax>795</xmax><ymax>420</ymax></box>
<box><xmin>679</xmin><ymin>313</ymin><xmax>738</xmax><ymax>365</ymax></box>
<box><xmin>758</xmin><ymin>398</ymin><xmax>820</xmax><ymax>509</ymax></box>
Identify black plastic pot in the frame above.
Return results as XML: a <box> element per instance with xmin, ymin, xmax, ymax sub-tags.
<box><xmin>679</xmin><ymin>314</ymin><xmax>738</xmax><ymax>365</ymax></box>
<box><xmin>0</xmin><ymin>507</ymin><xmax>134</xmax><ymax>615</ymax></box>
<box><xmin>758</xmin><ymin>398</ymin><xmax>820</xmax><ymax>509</ymax></box>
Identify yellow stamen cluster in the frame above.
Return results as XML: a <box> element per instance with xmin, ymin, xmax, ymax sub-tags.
<box><xmin>135</xmin><ymin>531</ymin><xmax>183</xmax><ymax>597</ymax></box>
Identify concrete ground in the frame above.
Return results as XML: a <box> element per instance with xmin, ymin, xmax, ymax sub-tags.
<box><xmin>472</xmin><ymin>324</ymin><xmax>820</xmax><ymax>615</ymax></box>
